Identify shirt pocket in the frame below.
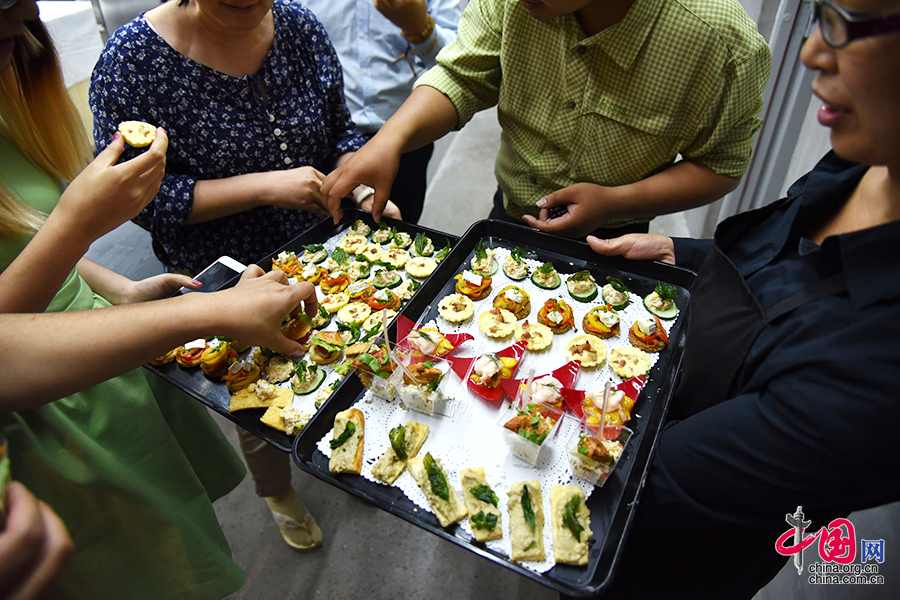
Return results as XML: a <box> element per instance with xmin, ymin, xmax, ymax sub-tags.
<box><xmin>573</xmin><ymin>96</ymin><xmax>693</xmax><ymax>185</ymax></box>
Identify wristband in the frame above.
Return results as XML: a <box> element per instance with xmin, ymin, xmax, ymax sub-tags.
<box><xmin>402</xmin><ymin>14</ymin><xmax>435</xmax><ymax>45</ymax></box>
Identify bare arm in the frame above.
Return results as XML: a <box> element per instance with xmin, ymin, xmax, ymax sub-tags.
<box><xmin>187</xmin><ymin>166</ymin><xmax>330</xmax><ymax>224</ymax></box>
<box><xmin>321</xmin><ymin>85</ymin><xmax>459</xmax><ymax>222</ymax></box>
<box><xmin>75</xmin><ymin>258</ymin><xmax>199</xmax><ymax>305</ymax></box>
<box><xmin>523</xmin><ymin>161</ymin><xmax>740</xmax><ymax>238</ymax></box>
<box><xmin>0</xmin><ymin>267</ymin><xmax>316</xmax><ymax>411</ymax></box>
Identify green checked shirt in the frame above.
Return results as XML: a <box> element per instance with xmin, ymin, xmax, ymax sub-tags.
<box><xmin>415</xmin><ymin>0</ymin><xmax>771</xmax><ymax>224</ymax></box>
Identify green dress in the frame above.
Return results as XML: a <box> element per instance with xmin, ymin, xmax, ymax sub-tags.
<box><xmin>0</xmin><ymin>137</ymin><xmax>247</xmax><ymax>599</ymax></box>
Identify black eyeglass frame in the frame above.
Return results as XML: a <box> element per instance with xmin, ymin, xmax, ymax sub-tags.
<box><xmin>813</xmin><ymin>0</ymin><xmax>900</xmax><ymax>48</ymax></box>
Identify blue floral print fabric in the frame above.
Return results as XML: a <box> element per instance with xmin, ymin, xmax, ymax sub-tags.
<box><xmin>90</xmin><ymin>0</ymin><xmax>365</xmax><ymax>273</ymax></box>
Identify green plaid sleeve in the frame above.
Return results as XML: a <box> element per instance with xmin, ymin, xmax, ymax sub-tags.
<box><xmin>414</xmin><ymin>0</ymin><xmax>502</xmax><ymax>128</ymax></box>
<box><xmin>679</xmin><ymin>15</ymin><xmax>773</xmax><ymax>177</ymax></box>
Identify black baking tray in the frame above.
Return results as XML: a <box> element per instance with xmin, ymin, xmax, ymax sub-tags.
<box><xmin>292</xmin><ymin>219</ymin><xmax>695</xmax><ymax>596</ymax></box>
<box><xmin>144</xmin><ymin>209</ymin><xmax>458</xmax><ymax>451</ymax></box>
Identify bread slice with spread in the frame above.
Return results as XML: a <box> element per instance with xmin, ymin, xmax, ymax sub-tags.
<box><xmin>371</xmin><ymin>421</ymin><xmax>430</xmax><ymax>485</ymax></box>
<box><xmin>459</xmin><ymin>467</ymin><xmax>503</xmax><ymax>542</ymax></box>
<box><xmin>408</xmin><ymin>453</ymin><xmax>466</xmax><ymax>528</ymax></box>
<box><xmin>328</xmin><ymin>408</ymin><xmax>364</xmax><ymax>474</ymax></box>
<box><xmin>508</xmin><ymin>480</ymin><xmax>545</xmax><ymax>561</ymax></box>
<box><xmin>550</xmin><ymin>485</ymin><xmax>592</xmax><ymax>565</ymax></box>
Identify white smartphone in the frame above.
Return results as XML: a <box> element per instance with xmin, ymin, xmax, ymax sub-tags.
<box><xmin>178</xmin><ymin>255</ymin><xmax>247</xmax><ymax>294</ymax></box>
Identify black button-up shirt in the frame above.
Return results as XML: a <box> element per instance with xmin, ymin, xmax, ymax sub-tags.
<box><xmin>609</xmin><ymin>152</ymin><xmax>900</xmax><ymax>599</ymax></box>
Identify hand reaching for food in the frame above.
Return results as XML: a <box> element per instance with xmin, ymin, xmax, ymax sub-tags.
<box><xmin>322</xmin><ymin>136</ymin><xmax>401</xmax><ymax>224</ymax></box>
<box><xmin>214</xmin><ymin>266</ymin><xmax>319</xmax><ymax>357</ymax></box>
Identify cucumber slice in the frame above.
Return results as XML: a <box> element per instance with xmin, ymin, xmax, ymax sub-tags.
<box><xmin>502</xmin><ymin>257</ymin><xmax>528</xmax><ymax>280</ymax></box>
<box><xmin>473</xmin><ymin>258</ymin><xmax>499</xmax><ymax>277</ymax></box>
<box><xmin>310</xmin><ymin>305</ymin><xmax>331</xmax><ymax>329</ymax></box>
<box><xmin>565</xmin><ymin>270</ymin><xmax>597</xmax><ymax>303</ymax></box>
<box><xmin>373</xmin><ymin>270</ymin><xmax>403</xmax><ymax>289</ymax></box>
<box><xmin>567</xmin><ymin>280</ymin><xmax>598</xmax><ymax>302</ymax></box>
<box><xmin>644</xmin><ymin>292</ymin><xmax>679</xmax><ymax>319</ymax></box>
<box><xmin>531</xmin><ymin>270</ymin><xmax>561</xmax><ymax>290</ymax></box>
<box><xmin>291</xmin><ymin>366</ymin><xmax>326</xmax><ymax>395</ymax></box>
<box><xmin>602</xmin><ymin>291</ymin><xmax>630</xmax><ymax>311</ymax></box>
<box><xmin>301</xmin><ymin>244</ymin><xmax>327</xmax><ymax>264</ymax></box>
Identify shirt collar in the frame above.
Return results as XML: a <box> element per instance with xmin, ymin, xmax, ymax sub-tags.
<box><xmin>569</xmin><ymin>0</ymin><xmax>664</xmax><ymax>70</ymax></box>
<box><xmin>795</xmin><ymin>153</ymin><xmax>900</xmax><ymax>309</ymax></box>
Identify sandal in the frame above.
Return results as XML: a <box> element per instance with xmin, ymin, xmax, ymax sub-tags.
<box><xmin>265</xmin><ymin>491</ymin><xmax>323</xmax><ymax>550</ymax></box>
<box><xmin>269</xmin><ymin>510</ymin><xmax>323</xmax><ymax>551</ymax></box>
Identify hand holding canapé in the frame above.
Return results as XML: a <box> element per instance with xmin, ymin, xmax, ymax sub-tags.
<box><xmin>54</xmin><ymin>128</ymin><xmax>168</xmax><ymax>244</ymax></box>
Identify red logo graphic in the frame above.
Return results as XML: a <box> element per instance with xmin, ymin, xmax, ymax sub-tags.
<box><xmin>776</xmin><ymin>506</ymin><xmax>857</xmax><ymax>573</ymax></box>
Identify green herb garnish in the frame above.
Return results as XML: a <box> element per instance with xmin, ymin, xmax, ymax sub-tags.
<box><xmin>389</xmin><ymin>425</ymin><xmax>408</xmax><ymax>460</ymax></box>
<box><xmin>523</xmin><ymin>541</ymin><xmax>536</xmax><ymax>552</ymax></box>
<box><xmin>414</xmin><ymin>232</ymin><xmax>430</xmax><ymax>256</ymax></box>
<box><xmin>518</xmin><ymin>428</ymin><xmax>549</xmax><ymax>446</ymax></box>
<box><xmin>654</xmin><ymin>281</ymin><xmax>679</xmax><ymax>300</ymax></box>
<box><xmin>435</xmin><ymin>241</ymin><xmax>452</xmax><ymax>261</ymax></box>
<box><xmin>538</xmin><ymin>262</ymin><xmax>556</xmax><ymax>274</ymax></box>
<box><xmin>471</xmin><ymin>511</ymin><xmax>498</xmax><ymax>531</ymax></box>
<box><xmin>511</xmin><ymin>247</ymin><xmax>526</xmax><ymax>263</ymax></box>
<box><xmin>337</xmin><ymin>321</ymin><xmax>361</xmax><ymax>341</ymax></box>
<box><xmin>521</xmin><ymin>485</ymin><xmax>536</xmax><ymax>532</ymax></box>
<box><xmin>423</xmin><ymin>453</ymin><xmax>449</xmax><ymax>501</ymax></box>
<box><xmin>563</xmin><ymin>495</ymin><xmax>585</xmax><ymax>542</ymax></box>
<box><xmin>470</xmin><ymin>484</ymin><xmax>499</xmax><ymax>507</ymax></box>
<box><xmin>358</xmin><ymin>353</ymin><xmax>390</xmax><ymax>378</ymax></box>
<box><xmin>569</xmin><ymin>270</ymin><xmax>593</xmax><ymax>281</ymax></box>
<box><xmin>474</xmin><ymin>239</ymin><xmax>488</xmax><ymax>261</ymax></box>
<box><xmin>293</xmin><ymin>361</ymin><xmax>314</xmax><ymax>382</ymax></box>
<box><xmin>329</xmin><ymin>421</ymin><xmax>356</xmax><ymax>449</ymax></box>
<box><xmin>606</xmin><ymin>276</ymin><xmax>630</xmax><ymax>293</ymax></box>
<box><xmin>303</xmin><ymin>243</ymin><xmax>324</xmax><ymax>253</ymax></box>
<box><xmin>423</xmin><ymin>360</ymin><xmax>434</xmax><ymax>368</ymax></box>
<box><xmin>407</xmin><ymin>279</ymin><xmax>422</xmax><ymax>292</ymax></box>
<box><xmin>331</xmin><ymin>247</ymin><xmax>350</xmax><ymax>265</ymax></box>
<box><xmin>334</xmin><ymin>361</ymin><xmax>352</xmax><ymax>376</ymax></box>
<box><xmin>361</xmin><ymin>324</ymin><xmax>382</xmax><ymax>342</ymax></box>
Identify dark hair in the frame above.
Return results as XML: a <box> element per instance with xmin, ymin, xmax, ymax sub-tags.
<box><xmin>177</xmin><ymin>0</ymin><xmax>188</xmax><ymax>6</ymax></box>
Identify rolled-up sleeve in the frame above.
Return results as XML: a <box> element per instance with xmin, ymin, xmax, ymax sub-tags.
<box><xmin>414</xmin><ymin>0</ymin><xmax>502</xmax><ymax>129</ymax></box>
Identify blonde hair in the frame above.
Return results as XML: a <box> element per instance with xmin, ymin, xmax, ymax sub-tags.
<box><xmin>0</xmin><ymin>20</ymin><xmax>92</xmax><ymax>236</ymax></box>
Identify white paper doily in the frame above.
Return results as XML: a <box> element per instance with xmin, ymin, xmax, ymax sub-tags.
<box><xmin>316</xmin><ymin>245</ymin><xmax>677</xmax><ymax>574</ymax></box>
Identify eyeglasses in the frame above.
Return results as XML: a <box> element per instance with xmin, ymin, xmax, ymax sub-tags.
<box><xmin>813</xmin><ymin>0</ymin><xmax>900</xmax><ymax>48</ymax></box>
<box><xmin>0</xmin><ymin>0</ymin><xmax>19</xmax><ymax>11</ymax></box>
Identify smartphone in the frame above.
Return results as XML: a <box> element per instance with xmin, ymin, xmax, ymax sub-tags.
<box><xmin>178</xmin><ymin>256</ymin><xmax>247</xmax><ymax>294</ymax></box>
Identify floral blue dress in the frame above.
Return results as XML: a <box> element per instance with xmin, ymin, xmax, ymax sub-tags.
<box><xmin>90</xmin><ymin>0</ymin><xmax>365</xmax><ymax>273</ymax></box>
